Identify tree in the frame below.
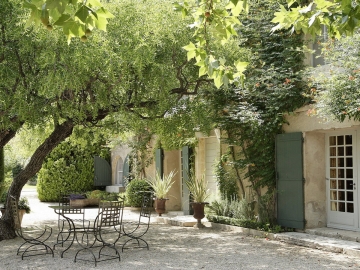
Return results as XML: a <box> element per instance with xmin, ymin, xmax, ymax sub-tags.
<box><xmin>0</xmin><ymin>0</ymin><xmax>218</xmax><ymax>240</ymax></box>
<box><xmin>306</xmin><ymin>32</ymin><xmax>360</xmax><ymax>121</ymax></box>
<box><xmin>22</xmin><ymin>0</ymin><xmax>114</xmax><ymax>43</ymax></box>
<box><xmin>272</xmin><ymin>0</ymin><xmax>360</xmax><ymax>38</ymax></box>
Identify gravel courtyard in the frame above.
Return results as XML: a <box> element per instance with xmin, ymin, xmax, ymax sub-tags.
<box><xmin>1</xmin><ymin>223</ymin><xmax>360</xmax><ymax>270</ymax></box>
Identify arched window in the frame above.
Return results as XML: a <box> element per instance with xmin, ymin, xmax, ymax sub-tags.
<box><xmin>115</xmin><ymin>157</ymin><xmax>124</xmax><ymax>186</ymax></box>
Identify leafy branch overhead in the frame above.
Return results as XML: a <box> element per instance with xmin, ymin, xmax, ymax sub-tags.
<box><xmin>174</xmin><ymin>0</ymin><xmax>249</xmax><ymax>88</ymax></box>
<box><xmin>272</xmin><ymin>0</ymin><xmax>360</xmax><ymax>39</ymax></box>
<box><xmin>22</xmin><ymin>0</ymin><xmax>114</xmax><ymax>43</ymax></box>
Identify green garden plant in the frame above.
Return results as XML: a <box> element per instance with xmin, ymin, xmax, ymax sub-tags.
<box><xmin>186</xmin><ymin>173</ymin><xmax>210</xmax><ymax>203</ymax></box>
<box><xmin>125</xmin><ymin>179</ymin><xmax>152</xmax><ymax>207</ymax></box>
<box><xmin>146</xmin><ymin>170</ymin><xmax>176</xmax><ymax>199</ymax></box>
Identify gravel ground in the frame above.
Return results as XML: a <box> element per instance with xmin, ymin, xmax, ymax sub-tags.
<box><xmin>1</xmin><ymin>190</ymin><xmax>360</xmax><ymax>269</ymax></box>
<box><xmin>1</xmin><ymin>224</ymin><xmax>360</xmax><ymax>270</ymax></box>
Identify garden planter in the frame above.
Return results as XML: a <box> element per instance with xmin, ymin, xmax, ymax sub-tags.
<box><xmin>154</xmin><ymin>198</ymin><xmax>168</xmax><ymax>216</ymax></box>
<box><xmin>191</xmin><ymin>202</ymin><xmax>208</xmax><ymax>228</ymax></box>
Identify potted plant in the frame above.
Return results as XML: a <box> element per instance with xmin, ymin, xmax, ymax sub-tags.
<box><xmin>12</xmin><ymin>197</ymin><xmax>31</xmax><ymax>225</ymax></box>
<box><xmin>146</xmin><ymin>170</ymin><xmax>176</xmax><ymax>216</ymax></box>
<box><xmin>186</xmin><ymin>173</ymin><xmax>210</xmax><ymax>228</ymax></box>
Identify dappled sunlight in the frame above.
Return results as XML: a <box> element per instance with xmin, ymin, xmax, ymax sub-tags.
<box><xmin>2</xmin><ymin>222</ymin><xmax>360</xmax><ymax>269</ymax></box>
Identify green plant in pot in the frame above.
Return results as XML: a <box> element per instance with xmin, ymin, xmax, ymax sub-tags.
<box><xmin>186</xmin><ymin>173</ymin><xmax>210</xmax><ymax>228</ymax></box>
<box><xmin>5</xmin><ymin>197</ymin><xmax>31</xmax><ymax>226</ymax></box>
<box><xmin>146</xmin><ymin>170</ymin><xmax>176</xmax><ymax>216</ymax></box>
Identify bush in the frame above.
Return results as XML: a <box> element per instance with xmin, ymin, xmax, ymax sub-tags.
<box><xmin>37</xmin><ymin>128</ymin><xmax>110</xmax><ymax>202</ymax></box>
<box><xmin>206</xmin><ymin>214</ymin><xmax>286</xmax><ymax>233</ymax></box>
<box><xmin>125</xmin><ymin>179</ymin><xmax>152</xmax><ymax>207</ymax></box>
<box><xmin>208</xmin><ymin>198</ymin><xmax>255</xmax><ymax>220</ymax></box>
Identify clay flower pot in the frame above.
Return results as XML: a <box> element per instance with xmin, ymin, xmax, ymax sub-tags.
<box><xmin>191</xmin><ymin>202</ymin><xmax>209</xmax><ymax>228</ymax></box>
<box><xmin>154</xmin><ymin>198</ymin><xmax>168</xmax><ymax>216</ymax></box>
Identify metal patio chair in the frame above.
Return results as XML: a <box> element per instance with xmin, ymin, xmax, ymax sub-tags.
<box><xmin>121</xmin><ymin>191</ymin><xmax>153</xmax><ymax>251</ymax></box>
<box><xmin>9</xmin><ymin>195</ymin><xmax>54</xmax><ymax>259</ymax></box>
<box><xmin>74</xmin><ymin>200</ymin><xmax>124</xmax><ymax>266</ymax></box>
<box><xmin>54</xmin><ymin>192</ymin><xmax>91</xmax><ymax>256</ymax></box>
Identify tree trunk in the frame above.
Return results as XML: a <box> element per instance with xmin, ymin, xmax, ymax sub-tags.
<box><xmin>0</xmin><ymin>147</ymin><xmax>4</xmax><ymax>195</ymax></box>
<box><xmin>0</xmin><ymin>119</ymin><xmax>74</xmax><ymax>241</ymax></box>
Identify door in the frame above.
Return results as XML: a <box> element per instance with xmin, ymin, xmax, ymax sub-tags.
<box><xmin>326</xmin><ymin>132</ymin><xmax>358</xmax><ymax>230</ymax></box>
<box><xmin>181</xmin><ymin>146</ymin><xmax>192</xmax><ymax>215</ymax></box>
<box><xmin>94</xmin><ymin>156</ymin><xmax>111</xmax><ymax>187</ymax></box>
<box><xmin>276</xmin><ymin>132</ymin><xmax>305</xmax><ymax>229</ymax></box>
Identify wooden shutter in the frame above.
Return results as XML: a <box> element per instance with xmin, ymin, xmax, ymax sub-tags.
<box><xmin>94</xmin><ymin>156</ymin><xmax>111</xmax><ymax>187</ymax></box>
<box><xmin>155</xmin><ymin>148</ymin><xmax>163</xmax><ymax>176</ymax></box>
<box><xmin>276</xmin><ymin>132</ymin><xmax>305</xmax><ymax>229</ymax></box>
<box><xmin>182</xmin><ymin>146</ymin><xmax>192</xmax><ymax>215</ymax></box>
<box><xmin>122</xmin><ymin>154</ymin><xmax>130</xmax><ymax>186</ymax></box>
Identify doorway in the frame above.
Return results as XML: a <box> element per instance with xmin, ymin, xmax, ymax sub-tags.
<box><xmin>326</xmin><ymin>131</ymin><xmax>358</xmax><ymax>230</ymax></box>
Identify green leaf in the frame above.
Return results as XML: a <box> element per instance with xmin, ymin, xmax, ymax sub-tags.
<box><xmin>96</xmin><ymin>7</ymin><xmax>115</xmax><ymax>19</ymax></box>
<box><xmin>75</xmin><ymin>5</ymin><xmax>91</xmax><ymax>23</ymax></box>
<box><xmin>46</xmin><ymin>0</ymin><xmax>68</xmax><ymax>14</ymax></box>
<box><xmin>182</xmin><ymin>42</ymin><xmax>196</xmax><ymax>52</ymax></box>
<box><xmin>53</xmin><ymin>14</ymin><xmax>71</xmax><ymax>26</ymax></box>
<box><xmin>199</xmin><ymin>66</ymin><xmax>207</xmax><ymax>77</ymax></box>
<box><xmin>187</xmin><ymin>50</ymin><xmax>196</xmax><ymax>61</ymax></box>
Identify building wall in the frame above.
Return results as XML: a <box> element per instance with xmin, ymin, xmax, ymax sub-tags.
<box><xmin>284</xmin><ymin>106</ymin><xmax>360</xmax><ymax>229</ymax></box>
<box><xmin>162</xmin><ymin>150</ymin><xmax>182</xmax><ymax>211</ymax></box>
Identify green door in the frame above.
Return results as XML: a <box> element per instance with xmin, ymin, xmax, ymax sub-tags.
<box><xmin>276</xmin><ymin>132</ymin><xmax>304</xmax><ymax>229</ymax></box>
<box><xmin>182</xmin><ymin>146</ymin><xmax>193</xmax><ymax>215</ymax></box>
<box><xmin>94</xmin><ymin>156</ymin><xmax>111</xmax><ymax>187</ymax></box>
<box><xmin>155</xmin><ymin>148</ymin><xmax>163</xmax><ymax>176</ymax></box>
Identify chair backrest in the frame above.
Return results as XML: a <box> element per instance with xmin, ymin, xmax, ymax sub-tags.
<box><xmin>59</xmin><ymin>192</ymin><xmax>85</xmax><ymax>215</ymax></box>
<box><xmin>140</xmin><ymin>192</ymin><xmax>153</xmax><ymax>218</ymax></box>
<box><xmin>97</xmin><ymin>200</ymin><xmax>124</xmax><ymax>229</ymax></box>
<box><xmin>9</xmin><ymin>195</ymin><xmax>22</xmax><ymax>230</ymax></box>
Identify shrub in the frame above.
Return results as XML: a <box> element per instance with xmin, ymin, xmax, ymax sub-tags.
<box><xmin>208</xmin><ymin>198</ymin><xmax>255</xmax><ymax>220</ymax></box>
<box><xmin>125</xmin><ymin>179</ymin><xmax>152</xmax><ymax>207</ymax></box>
<box><xmin>37</xmin><ymin>128</ymin><xmax>110</xmax><ymax>202</ymax></box>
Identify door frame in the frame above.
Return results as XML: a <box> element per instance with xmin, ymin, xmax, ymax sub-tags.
<box><xmin>326</xmin><ymin>130</ymin><xmax>359</xmax><ymax>231</ymax></box>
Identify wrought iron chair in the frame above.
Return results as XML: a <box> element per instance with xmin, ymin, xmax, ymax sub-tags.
<box><xmin>121</xmin><ymin>191</ymin><xmax>153</xmax><ymax>251</ymax></box>
<box><xmin>54</xmin><ymin>192</ymin><xmax>90</xmax><ymax>257</ymax></box>
<box><xmin>74</xmin><ymin>200</ymin><xmax>124</xmax><ymax>266</ymax></box>
<box><xmin>9</xmin><ymin>195</ymin><xmax>54</xmax><ymax>259</ymax></box>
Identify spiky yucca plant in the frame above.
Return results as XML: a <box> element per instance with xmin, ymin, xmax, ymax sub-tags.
<box><xmin>186</xmin><ymin>173</ymin><xmax>210</xmax><ymax>203</ymax></box>
<box><xmin>146</xmin><ymin>170</ymin><xmax>176</xmax><ymax>199</ymax></box>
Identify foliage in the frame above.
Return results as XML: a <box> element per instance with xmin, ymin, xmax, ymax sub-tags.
<box><xmin>186</xmin><ymin>173</ymin><xmax>210</xmax><ymax>203</ymax></box>
<box><xmin>37</xmin><ymin>127</ymin><xmax>110</xmax><ymax>202</ymax></box>
<box><xmin>146</xmin><ymin>170</ymin><xmax>176</xmax><ymax>199</ymax></box>
<box><xmin>208</xmin><ymin>198</ymin><xmax>255</xmax><ymax>220</ymax></box>
<box><xmin>213</xmin><ymin>157</ymin><xmax>239</xmax><ymax>201</ymax></box>
<box><xmin>198</xmin><ymin>0</ymin><xmax>307</xmax><ymax>222</ymax></box>
<box><xmin>272</xmin><ymin>0</ymin><xmax>360</xmax><ymax>39</ymax></box>
<box><xmin>206</xmin><ymin>215</ymin><xmax>285</xmax><ymax>233</ymax></box>
<box><xmin>18</xmin><ymin>197</ymin><xmax>31</xmax><ymax>214</ymax></box>
<box><xmin>307</xmin><ymin>32</ymin><xmax>360</xmax><ymax>122</ymax></box>
<box><xmin>174</xmin><ymin>0</ymin><xmax>249</xmax><ymax>88</ymax></box>
<box><xmin>125</xmin><ymin>179</ymin><xmax>152</xmax><ymax>207</ymax></box>
<box><xmin>22</xmin><ymin>0</ymin><xmax>114</xmax><ymax>43</ymax></box>
<box><xmin>85</xmin><ymin>190</ymin><xmax>119</xmax><ymax>201</ymax></box>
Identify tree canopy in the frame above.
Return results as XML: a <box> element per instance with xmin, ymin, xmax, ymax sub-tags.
<box><xmin>0</xmin><ymin>0</ymin><xmax>219</xmax><ymax>240</ymax></box>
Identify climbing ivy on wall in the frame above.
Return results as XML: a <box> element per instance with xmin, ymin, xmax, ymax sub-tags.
<box><xmin>208</xmin><ymin>0</ymin><xmax>308</xmax><ymax>221</ymax></box>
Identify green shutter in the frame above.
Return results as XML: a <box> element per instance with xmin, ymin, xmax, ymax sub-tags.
<box><xmin>276</xmin><ymin>132</ymin><xmax>304</xmax><ymax>229</ymax></box>
<box><xmin>155</xmin><ymin>148</ymin><xmax>163</xmax><ymax>176</ymax></box>
<box><xmin>122</xmin><ymin>154</ymin><xmax>130</xmax><ymax>186</ymax></box>
<box><xmin>182</xmin><ymin>146</ymin><xmax>192</xmax><ymax>215</ymax></box>
<box><xmin>94</xmin><ymin>156</ymin><xmax>111</xmax><ymax>187</ymax></box>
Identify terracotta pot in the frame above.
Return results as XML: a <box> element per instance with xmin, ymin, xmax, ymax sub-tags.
<box><xmin>17</xmin><ymin>209</ymin><xmax>26</xmax><ymax>228</ymax></box>
<box><xmin>191</xmin><ymin>202</ymin><xmax>208</xmax><ymax>228</ymax></box>
<box><xmin>154</xmin><ymin>198</ymin><xmax>168</xmax><ymax>216</ymax></box>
